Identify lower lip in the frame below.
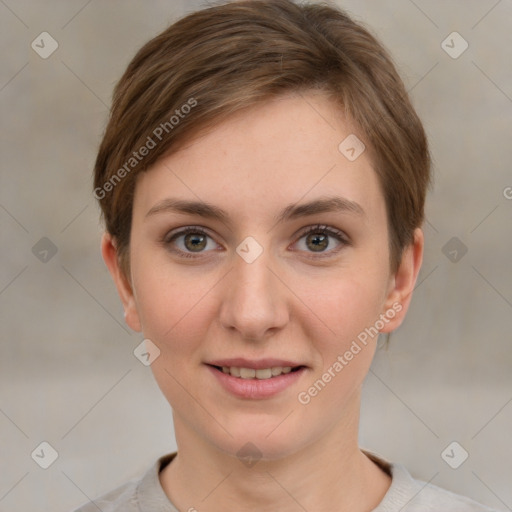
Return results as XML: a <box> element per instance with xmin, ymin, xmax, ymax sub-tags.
<box><xmin>206</xmin><ymin>364</ymin><xmax>307</xmax><ymax>399</ymax></box>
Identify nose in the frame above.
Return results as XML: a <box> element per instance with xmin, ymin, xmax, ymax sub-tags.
<box><xmin>218</xmin><ymin>243</ymin><xmax>289</xmax><ymax>342</ymax></box>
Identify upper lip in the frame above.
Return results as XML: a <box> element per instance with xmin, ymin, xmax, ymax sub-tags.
<box><xmin>206</xmin><ymin>358</ymin><xmax>305</xmax><ymax>369</ymax></box>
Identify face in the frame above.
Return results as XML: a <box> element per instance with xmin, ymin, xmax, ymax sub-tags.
<box><xmin>103</xmin><ymin>91</ymin><xmax>423</xmax><ymax>460</ymax></box>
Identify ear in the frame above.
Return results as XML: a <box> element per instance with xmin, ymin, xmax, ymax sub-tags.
<box><xmin>379</xmin><ymin>227</ymin><xmax>424</xmax><ymax>333</ymax></box>
<box><xmin>101</xmin><ymin>232</ymin><xmax>142</xmax><ymax>332</ymax></box>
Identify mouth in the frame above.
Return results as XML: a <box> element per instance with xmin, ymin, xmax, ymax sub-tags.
<box><xmin>207</xmin><ymin>364</ymin><xmax>306</xmax><ymax>380</ymax></box>
<box><xmin>205</xmin><ymin>361</ymin><xmax>308</xmax><ymax>399</ymax></box>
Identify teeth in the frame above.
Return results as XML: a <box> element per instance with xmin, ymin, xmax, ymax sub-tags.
<box><xmin>220</xmin><ymin>366</ymin><xmax>294</xmax><ymax>379</ymax></box>
<box><xmin>255</xmin><ymin>368</ymin><xmax>272</xmax><ymax>379</ymax></box>
<box><xmin>240</xmin><ymin>367</ymin><xmax>256</xmax><ymax>379</ymax></box>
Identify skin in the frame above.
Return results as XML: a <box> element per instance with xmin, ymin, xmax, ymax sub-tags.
<box><xmin>102</xmin><ymin>90</ymin><xmax>424</xmax><ymax>512</ymax></box>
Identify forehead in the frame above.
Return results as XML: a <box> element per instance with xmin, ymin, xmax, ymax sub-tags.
<box><xmin>133</xmin><ymin>91</ymin><xmax>385</xmax><ymax>226</ymax></box>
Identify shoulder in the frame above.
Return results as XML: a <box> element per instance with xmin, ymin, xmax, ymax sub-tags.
<box><xmin>71</xmin><ymin>478</ymin><xmax>140</xmax><ymax>512</ymax></box>
<box><xmin>71</xmin><ymin>452</ymin><xmax>178</xmax><ymax>512</ymax></box>
<box><xmin>399</xmin><ymin>474</ymin><xmax>497</xmax><ymax>511</ymax></box>
<box><xmin>382</xmin><ymin>463</ymin><xmax>498</xmax><ymax>511</ymax></box>
<box><xmin>363</xmin><ymin>451</ymin><xmax>499</xmax><ymax>512</ymax></box>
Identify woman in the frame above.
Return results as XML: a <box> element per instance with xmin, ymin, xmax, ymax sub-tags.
<box><xmin>75</xmin><ymin>0</ymin><xmax>497</xmax><ymax>510</ymax></box>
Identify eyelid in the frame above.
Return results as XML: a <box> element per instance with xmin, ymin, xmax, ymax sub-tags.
<box><xmin>294</xmin><ymin>224</ymin><xmax>350</xmax><ymax>244</ymax></box>
<box><xmin>162</xmin><ymin>225</ymin><xmax>211</xmax><ymax>244</ymax></box>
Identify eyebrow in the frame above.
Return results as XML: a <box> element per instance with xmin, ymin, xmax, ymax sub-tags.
<box><xmin>145</xmin><ymin>195</ymin><xmax>366</xmax><ymax>226</ymax></box>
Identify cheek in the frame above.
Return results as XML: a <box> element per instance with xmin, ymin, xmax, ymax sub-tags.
<box><xmin>299</xmin><ymin>263</ymin><xmax>389</xmax><ymax>345</ymax></box>
<box><xmin>134</xmin><ymin>266</ymin><xmax>215</xmax><ymax>351</ymax></box>
<box><xmin>294</xmin><ymin>290</ymin><xmax>381</xmax><ymax>413</ymax></box>
<box><xmin>293</xmin><ymin>259</ymin><xmax>390</xmax><ymax>397</ymax></box>
<box><xmin>132</xmin><ymin>265</ymin><xmax>218</xmax><ymax>406</ymax></box>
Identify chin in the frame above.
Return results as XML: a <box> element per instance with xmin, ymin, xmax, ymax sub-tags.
<box><xmin>207</xmin><ymin>420</ymin><xmax>308</xmax><ymax>463</ymax></box>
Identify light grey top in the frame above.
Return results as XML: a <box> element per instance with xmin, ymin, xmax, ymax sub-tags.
<box><xmin>72</xmin><ymin>451</ymin><xmax>499</xmax><ymax>511</ymax></box>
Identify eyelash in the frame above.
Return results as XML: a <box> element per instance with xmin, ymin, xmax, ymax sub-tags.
<box><xmin>162</xmin><ymin>224</ymin><xmax>350</xmax><ymax>260</ymax></box>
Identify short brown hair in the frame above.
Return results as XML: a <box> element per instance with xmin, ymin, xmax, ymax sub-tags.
<box><xmin>94</xmin><ymin>0</ymin><xmax>431</xmax><ymax>276</ymax></box>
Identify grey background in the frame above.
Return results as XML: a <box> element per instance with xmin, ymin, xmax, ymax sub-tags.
<box><xmin>1</xmin><ymin>1</ymin><xmax>511</xmax><ymax>511</ymax></box>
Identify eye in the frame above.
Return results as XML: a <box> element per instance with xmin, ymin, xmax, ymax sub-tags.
<box><xmin>162</xmin><ymin>226</ymin><xmax>219</xmax><ymax>259</ymax></box>
<box><xmin>162</xmin><ymin>224</ymin><xmax>350</xmax><ymax>260</ymax></box>
<box><xmin>292</xmin><ymin>224</ymin><xmax>350</xmax><ymax>257</ymax></box>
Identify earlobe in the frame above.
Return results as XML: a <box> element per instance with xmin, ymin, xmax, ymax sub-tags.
<box><xmin>100</xmin><ymin>232</ymin><xmax>142</xmax><ymax>332</ymax></box>
<box><xmin>379</xmin><ymin>228</ymin><xmax>424</xmax><ymax>333</ymax></box>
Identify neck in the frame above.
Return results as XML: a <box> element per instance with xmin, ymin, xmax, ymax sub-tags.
<box><xmin>160</xmin><ymin>392</ymin><xmax>391</xmax><ymax>512</ymax></box>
